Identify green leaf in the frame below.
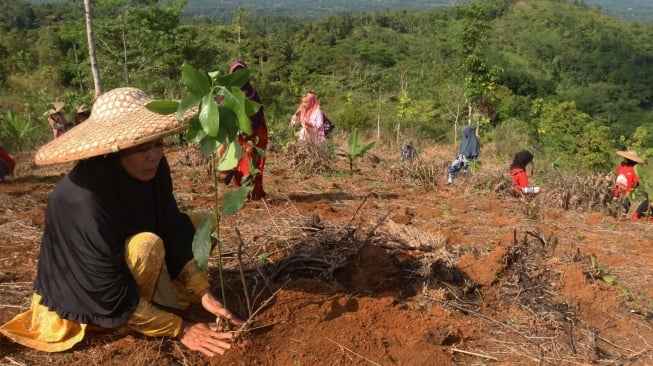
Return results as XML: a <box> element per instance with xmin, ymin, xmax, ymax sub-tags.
<box><xmin>222</xmin><ymin>186</ymin><xmax>252</xmax><ymax>215</ymax></box>
<box><xmin>216</xmin><ymin>105</ymin><xmax>241</xmax><ymax>142</ymax></box>
<box><xmin>191</xmin><ymin>215</ymin><xmax>213</xmax><ymax>270</ymax></box>
<box><xmin>601</xmin><ymin>274</ymin><xmax>617</xmax><ymax>285</ymax></box>
<box><xmin>145</xmin><ymin>100</ymin><xmax>178</xmax><ymax>115</ymax></box>
<box><xmin>359</xmin><ymin>141</ymin><xmax>376</xmax><ymax>156</ymax></box>
<box><xmin>218</xmin><ymin>140</ymin><xmax>240</xmax><ymax>171</ymax></box>
<box><xmin>216</xmin><ymin>68</ymin><xmax>250</xmax><ymax>88</ymax></box>
<box><xmin>347</xmin><ymin>127</ymin><xmax>375</xmax><ymax>157</ymax></box>
<box><xmin>178</xmin><ymin>94</ymin><xmax>202</xmax><ymax>120</ymax></box>
<box><xmin>200</xmin><ymin>138</ymin><xmax>220</xmax><ymax>156</ymax></box>
<box><xmin>181</xmin><ymin>63</ymin><xmax>211</xmax><ymax>98</ymax></box>
<box><xmin>243</xmin><ymin>98</ymin><xmax>261</xmax><ymax>122</ymax></box>
<box><xmin>348</xmin><ymin>128</ymin><xmax>361</xmax><ymax>155</ymax></box>
<box><xmin>199</xmin><ymin>94</ymin><xmax>219</xmax><ymax>136</ymax></box>
<box><xmin>218</xmin><ymin>87</ymin><xmax>253</xmax><ymax>135</ymax></box>
<box><xmin>185</xmin><ymin>116</ymin><xmax>206</xmax><ymax>143</ymax></box>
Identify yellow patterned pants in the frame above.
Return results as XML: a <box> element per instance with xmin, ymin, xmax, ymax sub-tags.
<box><xmin>0</xmin><ymin>213</ymin><xmax>211</xmax><ymax>352</ymax></box>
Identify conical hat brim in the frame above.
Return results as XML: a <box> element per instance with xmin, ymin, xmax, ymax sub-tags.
<box><xmin>616</xmin><ymin>150</ymin><xmax>644</xmax><ymax>164</ymax></box>
<box><xmin>35</xmin><ymin>88</ymin><xmax>192</xmax><ymax>165</ymax></box>
<box><xmin>49</xmin><ymin>102</ymin><xmax>65</xmax><ymax>114</ymax></box>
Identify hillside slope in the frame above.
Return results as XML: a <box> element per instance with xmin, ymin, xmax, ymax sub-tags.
<box><xmin>1</xmin><ymin>140</ymin><xmax>652</xmax><ymax>365</ymax></box>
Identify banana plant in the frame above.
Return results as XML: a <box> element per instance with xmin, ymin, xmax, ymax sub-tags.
<box><xmin>1</xmin><ymin>111</ymin><xmax>39</xmax><ymax>150</ymax></box>
<box><xmin>346</xmin><ymin>127</ymin><xmax>375</xmax><ymax>174</ymax></box>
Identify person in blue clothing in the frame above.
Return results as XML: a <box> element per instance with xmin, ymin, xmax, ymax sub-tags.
<box><xmin>447</xmin><ymin>125</ymin><xmax>480</xmax><ymax>184</ymax></box>
<box><xmin>401</xmin><ymin>141</ymin><xmax>418</xmax><ymax>161</ymax></box>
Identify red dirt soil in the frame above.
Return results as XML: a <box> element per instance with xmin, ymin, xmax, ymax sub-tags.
<box><xmin>1</xmin><ymin>141</ymin><xmax>652</xmax><ymax>366</ymax></box>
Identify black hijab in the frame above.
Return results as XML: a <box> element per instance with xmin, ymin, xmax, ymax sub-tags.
<box><xmin>458</xmin><ymin>125</ymin><xmax>480</xmax><ymax>158</ymax></box>
<box><xmin>510</xmin><ymin>150</ymin><xmax>534</xmax><ymax>171</ymax></box>
<box><xmin>34</xmin><ymin>154</ymin><xmax>195</xmax><ymax>328</ymax></box>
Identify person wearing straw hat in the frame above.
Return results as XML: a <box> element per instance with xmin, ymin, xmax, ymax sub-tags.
<box><xmin>74</xmin><ymin>104</ymin><xmax>91</xmax><ymax>125</ymax></box>
<box><xmin>0</xmin><ymin>87</ymin><xmax>244</xmax><ymax>357</ymax></box>
<box><xmin>613</xmin><ymin>150</ymin><xmax>644</xmax><ymax>212</ymax></box>
<box><xmin>47</xmin><ymin>101</ymin><xmax>72</xmax><ymax>139</ymax></box>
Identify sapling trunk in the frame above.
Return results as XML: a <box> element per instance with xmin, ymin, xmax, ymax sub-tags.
<box><xmin>212</xmin><ymin>153</ymin><xmax>228</xmax><ymax>311</ymax></box>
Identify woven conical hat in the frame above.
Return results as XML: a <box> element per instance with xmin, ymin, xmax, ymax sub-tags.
<box><xmin>49</xmin><ymin>101</ymin><xmax>65</xmax><ymax>115</ymax></box>
<box><xmin>616</xmin><ymin>150</ymin><xmax>645</xmax><ymax>164</ymax></box>
<box><xmin>35</xmin><ymin>87</ymin><xmax>191</xmax><ymax>165</ymax></box>
<box><xmin>76</xmin><ymin>104</ymin><xmax>89</xmax><ymax>113</ymax></box>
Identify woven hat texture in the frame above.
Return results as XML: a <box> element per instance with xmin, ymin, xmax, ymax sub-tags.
<box><xmin>49</xmin><ymin>102</ymin><xmax>65</xmax><ymax>115</ymax></box>
<box><xmin>616</xmin><ymin>150</ymin><xmax>645</xmax><ymax>164</ymax></box>
<box><xmin>76</xmin><ymin>104</ymin><xmax>89</xmax><ymax>113</ymax></box>
<box><xmin>35</xmin><ymin>87</ymin><xmax>189</xmax><ymax>165</ymax></box>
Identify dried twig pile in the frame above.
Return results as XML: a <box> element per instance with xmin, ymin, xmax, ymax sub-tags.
<box><xmin>388</xmin><ymin>160</ymin><xmax>447</xmax><ymax>189</ymax></box>
<box><xmin>538</xmin><ymin>171</ymin><xmax>615</xmax><ymax>212</ymax></box>
<box><xmin>470</xmin><ymin>166</ymin><xmax>618</xmax><ymax>213</ymax></box>
<box><xmin>283</xmin><ymin>140</ymin><xmax>331</xmax><ymax>175</ymax></box>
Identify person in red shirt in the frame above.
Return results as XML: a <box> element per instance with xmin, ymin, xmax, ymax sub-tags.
<box><xmin>0</xmin><ymin>142</ymin><xmax>16</xmax><ymax>181</ymax></box>
<box><xmin>613</xmin><ymin>150</ymin><xmax>644</xmax><ymax>213</ymax></box>
<box><xmin>509</xmin><ymin>150</ymin><xmax>540</xmax><ymax>197</ymax></box>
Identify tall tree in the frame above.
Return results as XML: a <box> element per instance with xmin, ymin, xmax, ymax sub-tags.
<box><xmin>84</xmin><ymin>0</ymin><xmax>102</xmax><ymax>97</ymax></box>
<box><xmin>458</xmin><ymin>3</ymin><xmax>501</xmax><ymax>129</ymax></box>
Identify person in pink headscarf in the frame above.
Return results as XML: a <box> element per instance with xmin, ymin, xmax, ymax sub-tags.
<box><xmin>290</xmin><ymin>93</ymin><xmax>325</xmax><ymax>145</ymax></box>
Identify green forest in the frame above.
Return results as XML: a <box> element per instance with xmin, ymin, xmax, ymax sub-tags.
<box><xmin>1</xmin><ymin>0</ymin><xmax>653</xmax><ymax>176</ymax></box>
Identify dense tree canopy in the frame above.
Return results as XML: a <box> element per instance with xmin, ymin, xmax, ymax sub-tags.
<box><xmin>2</xmin><ymin>0</ymin><xmax>653</xmax><ymax>176</ymax></box>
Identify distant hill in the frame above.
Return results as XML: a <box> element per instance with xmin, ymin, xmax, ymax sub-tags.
<box><xmin>25</xmin><ymin>0</ymin><xmax>653</xmax><ymax>23</ymax></box>
<box><xmin>582</xmin><ymin>0</ymin><xmax>653</xmax><ymax>23</ymax></box>
<box><xmin>181</xmin><ymin>0</ymin><xmax>653</xmax><ymax>23</ymax></box>
<box><xmin>182</xmin><ymin>0</ymin><xmax>455</xmax><ymax>21</ymax></box>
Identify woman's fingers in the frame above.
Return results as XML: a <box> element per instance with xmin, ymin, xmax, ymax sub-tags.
<box><xmin>179</xmin><ymin>322</ymin><xmax>236</xmax><ymax>357</ymax></box>
<box><xmin>200</xmin><ymin>292</ymin><xmax>245</xmax><ymax>326</ymax></box>
<box><xmin>197</xmin><ymin>335</ymin><xmax>232</xmax><ymax>356</ymax></box>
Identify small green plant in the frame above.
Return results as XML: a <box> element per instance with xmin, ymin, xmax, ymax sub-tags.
<box><xmin>620</xmin><ymin>288</ymin><xmax>637</xmax><ymax>302</ymax></box>
<box><xmin>147</xmin><ymin>63</ymin><xmax>260</xmax><ymax>310</ymax></box>
<box><xmin>323</xmin><ymin>169</ymin><xmax>351</xmax><ymax>178</ymax></box>
<box><xmin>186</xmin><ymin>171</ymin><xmax>202</xmax><ymax>184</ymax></box>
<box><xmin>467</xmin><ymin>159</ymin><xmax>482</xmax><ymax>174</ymax></box>
<box><xmin>257</xmin><ymin>252</ymin><xmax>270</xmax><ymax>263</ymax></box>
<box><xmin>589</xmin><ymin>255</ymin><xmax>617</xmax><ymax>285</ymax></box>
<box><xmin>1</xmin><ymin>111</ymin><xmax>40</xmax><ymax>150</ymax></box>
<box><xmin>443</xmin><ymin>209</ymin><xmax>453</xmax><ymax>221</ymax></box>
<box><xmin>345</xmin><ymin>127</ymin><xmax>375</xmax><ymax>174</ymax></box>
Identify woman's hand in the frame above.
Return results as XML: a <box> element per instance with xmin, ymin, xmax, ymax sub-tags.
<box><xmin>290</xmin><ymin>114</ymin><xmax>300</xmax><ymax>127</ymax></box>
<box><xmin>199</xmin><ymin>290</ymin><xmax>245</xmax><ymax>328</ymax></box>
<box><xmin>178</xmin><ymin>321</ymin><xmax>234</xmax><ymax>357</ymax></box>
